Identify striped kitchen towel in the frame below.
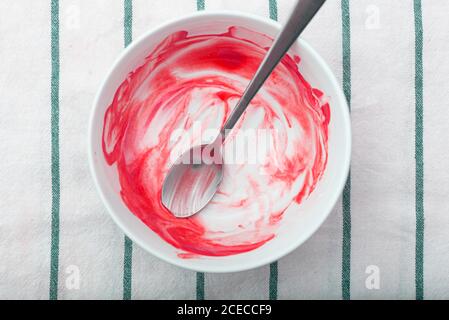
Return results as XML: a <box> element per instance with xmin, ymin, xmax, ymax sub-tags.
<box><xmin>1</xmin><ymin>0</ymin><xmax>448</xmax><ymax>300</ymax></box>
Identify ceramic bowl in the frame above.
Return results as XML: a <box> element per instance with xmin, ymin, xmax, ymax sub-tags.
<box><xmin>88</xmin><ymin>11</ymin><xmax>351</xmax><ymax>273</ymax></box>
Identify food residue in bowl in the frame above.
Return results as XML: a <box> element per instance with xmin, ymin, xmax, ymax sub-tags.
<box><xmin>102</xmin><ymin>26</ymin><xmax>330</xmax><ymax>257</ymax></box>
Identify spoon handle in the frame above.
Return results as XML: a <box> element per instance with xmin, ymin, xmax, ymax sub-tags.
<box><xmin>221</xmin><ymin>0</ymin><xmax>326</xmax><ymax>136</ymax></box>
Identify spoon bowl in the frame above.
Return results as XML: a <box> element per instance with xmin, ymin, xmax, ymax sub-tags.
<box><xmin>162</xmin><ymin>144</ymin><xmax>224</xmax><ymax>217</ymax></box>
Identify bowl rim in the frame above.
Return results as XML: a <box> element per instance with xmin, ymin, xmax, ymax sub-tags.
<box><xmin>88</xmin><ymin>10</ymin><xmax>352</xmax><ymax>273</ymax></box>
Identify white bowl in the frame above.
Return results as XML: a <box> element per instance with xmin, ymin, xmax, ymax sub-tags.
<box><xmin>88</xmin><ymin>11</ymin><xmax>351</xmax><ymax>273</ymax></box>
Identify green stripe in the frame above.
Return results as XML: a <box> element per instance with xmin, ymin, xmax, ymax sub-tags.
<box><xmin>49</xmin><ymin>0</ymin><xmax>60</xmax><ymax>301</ymax></box>
<box><xmin>124</xmin><ymin>0</ymin><xmax>133</xmax><ymax>47</ymax></box>
<box><xmin>195</xmin><ymin>0</ymin><xmax>205</xmax><ymax>301</ymax></box>
<box><xmin>122</xmin><ymin>0</ymin><xmax>133</xmax><ymax>301</ymax></box>
<box><xmin>196</xmin><ymin>272</ymin><xmax>205</xmax><ymax>300</ymax></box>
<box><xmin>414</xmin><ymin>0</ymin><xmax>424</xmax><ymax>301</ymax></box>
<box><xmin>123</xmin><ymin>236</ymin><xmax>133</xmax><ymax>300</ymax></box>
<box><xmin>269</xmin><ymin>0</ymin><xmax>278</xmax><ymax>21</ymax></box>
<box><xmin>197</xmin><ymin>0</ymin><xmax>205</xmax><ymax>11</ymax></box>
<box><xmin>341</xmin><ymin>0</ymin><xmax>351</xmax><ymax>301</ymax></box>
<box><xmin>269</xmin><ymin>262</ymin><xmax>278</xmax><ymax>300</ymax></box>
<box><xmin>268</xmin><ymin>0</ymin><xmax>278</xmax><ymax>301</ymax></box>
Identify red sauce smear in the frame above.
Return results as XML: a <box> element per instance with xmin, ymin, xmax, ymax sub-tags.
<box><xmin>102</xmin><ymin>27</ymin><xmax>330</xmax><ymax>257</ymax></box>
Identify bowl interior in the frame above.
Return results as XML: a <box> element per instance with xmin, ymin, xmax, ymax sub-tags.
<box><xmin>89</xmin><ymin>12</ymin><xmax>351</xmax><ymax>273</ymax></box>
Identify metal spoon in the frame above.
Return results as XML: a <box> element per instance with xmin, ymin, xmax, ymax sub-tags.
<box><xmin>162</xmin><ymin>0</ymin><xmax>327</xmax><ymax>217</ymax></box>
